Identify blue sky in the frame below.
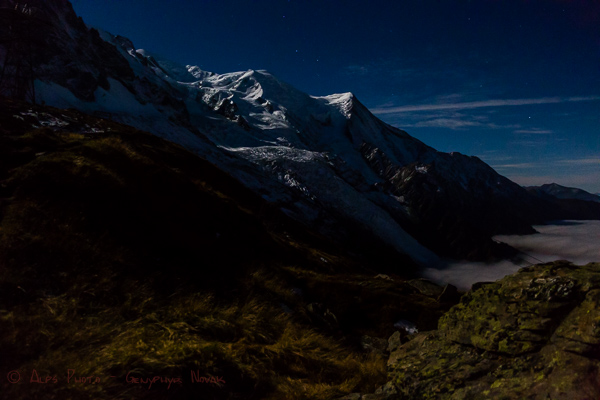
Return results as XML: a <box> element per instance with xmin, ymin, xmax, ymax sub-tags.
<box><xmin>70</xmin><ymin>0</ymin><xmax>600</xmax><ymax>193</ymax></box>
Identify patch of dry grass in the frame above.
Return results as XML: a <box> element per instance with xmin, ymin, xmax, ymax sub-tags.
<box><xmin>1</xmin><ymin>274</ymin><xmax>387</xmax><ymax>399</ymax></box>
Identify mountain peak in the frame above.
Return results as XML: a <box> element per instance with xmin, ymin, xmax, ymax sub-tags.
<box><xmin>316</xmin><ymin>92</ymin><xmax>355</xmax><ymax>118</ymax></box>
<box><xmin>7</xmin><ymin>0</ymin><xmax>598</xmax><ymax>264</ymax></box>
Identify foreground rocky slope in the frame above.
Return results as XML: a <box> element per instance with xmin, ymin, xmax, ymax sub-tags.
<box><xmin>2</xmin><ymin>99</ymin><xmax>600</xmax><ymax>400</ymax></box>
<box><xmin>383</xmin><ymin>261</ymin><xmax>600</xmax><ymax>399</ymax></box>
<box><xmin>0</xmin><ymin>98</ymin><xmax>463</xmax><ymax>400</ymax></box>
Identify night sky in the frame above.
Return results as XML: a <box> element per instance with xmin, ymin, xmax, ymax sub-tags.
<box><xmin>70</xmin><ymin>0</ymin><xmax>600</xmax><ymax>193</ymax></box>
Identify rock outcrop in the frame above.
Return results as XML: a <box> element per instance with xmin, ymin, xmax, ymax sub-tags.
<box><xmin>387</xmin><ymin>261</ymin><xmax>600</xmax><ymax>399</ymax></box>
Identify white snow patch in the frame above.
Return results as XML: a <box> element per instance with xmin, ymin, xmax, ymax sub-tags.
<box><xmin>314</xmin><ymin>92</ymin><xmax>354</xmax><ymax>118</ymax></box>
<box><xmin>415</xmin><ymin>165</ymin><xmax>429</xmax><ymax>174</ymax></box>
<box><xmin>222</xmin><ymin>146</ymin><xmax>327</xmax><ymax>163</ymax></box>
<box><xmin>93</xmin><ymin>78</ymin><xmax>159</xmax><ymax>116</ymax></box>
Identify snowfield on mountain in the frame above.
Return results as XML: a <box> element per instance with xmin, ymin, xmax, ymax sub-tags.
<box><xmin>5</xmin><ymin>0</ymin><xmax>599</xmax><ymax>267</ymax></box>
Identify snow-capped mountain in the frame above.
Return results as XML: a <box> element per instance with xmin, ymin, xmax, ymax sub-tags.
<box><xmin>2</xmin><ymin>0</ymin><xmax>597</xmax><ymax>266</ymax></box>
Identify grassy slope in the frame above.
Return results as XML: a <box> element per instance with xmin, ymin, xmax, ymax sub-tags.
<box><xmin>0</xmin><ymin>99</ymin><xmax>453</xmax><ymax>399</ymax></box>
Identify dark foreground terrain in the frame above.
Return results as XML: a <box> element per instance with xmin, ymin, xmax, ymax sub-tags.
<box><xmin>0</xmin><ymin>98</ymin><xmax>456</xmax><ymax>399</ymax></box>
<box><xmin>1</xmin><ymin>99</ymin><xmax>599</xmax><ymax>400</ymax></box>
<box><xmin>384</xmin><ymin>261</ymin><xmax>600</xmax><ymax>400</ymax></box>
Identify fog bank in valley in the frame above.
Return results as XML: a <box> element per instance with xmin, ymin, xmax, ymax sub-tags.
<box><xmin>423</xmin><ymin>220</ymin><xmax>600</xmax><ymax>290</ymax></box>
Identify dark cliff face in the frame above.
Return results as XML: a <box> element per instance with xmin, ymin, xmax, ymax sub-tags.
<box><xmin>360</xmin><ymin>144</ymin><xmax>534</xmax><ymax>260</ymax></box>
<box><xmin>0</xmin><ymin>0</ymin><xmax>135</xmax><ymax>101</ymax></box>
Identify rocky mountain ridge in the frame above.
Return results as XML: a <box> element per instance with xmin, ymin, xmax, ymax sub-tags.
<box><xmin>526</xmin><ymin>183</ymin><xmax>600</xmax><ymax>203</ymax></box>
<box><xmin>1</xmin><ymin>0</ymin><xmax>598</xmax><ymax>267</ymax></box>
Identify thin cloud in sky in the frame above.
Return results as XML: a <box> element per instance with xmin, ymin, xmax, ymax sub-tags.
<box><xmin>508</xmin><ymin>139</ymin><xmax>548</xmax><ymax>147</ymax></box>
<box><xmin>480</xmin><ymin>155</ymin><xmax>514</xmax><ymax>163</ymax></box>
<box><xmin>490</xmin><ymin>156</ymin><xmax>599</xmax><ymax>193</ymax></box>
<box><xmin>492</xmin><ymin>157</ymin><xmax>599</xmax><ymax>171</ymax></box>
<box><xmin>409</xmin><ymin>118</ymin><xmax>483</xmax><ymax>129</ymax></box>
<box><xmin>371</xmin><ymin>95</ymin><xmax>600</xmax><ymax>114</ymax></box>
<box><xmin>493</xmin><ymin>163</ymin><xmax>538</xmax><ymax>169</ymax></box>
<box><xmin>557</xmin><ymin>158</ymin><xmax>599</xmax><ymax>166</ymax></box>
<box><xmin>513</xmin><ymin>129</ymin><xmax>554</xmax><ymax>135</ymax></box>
<box><xmin>394</xmin><ymin>110</ymin><xmax>523</xmax><ymax>131</ymax></box>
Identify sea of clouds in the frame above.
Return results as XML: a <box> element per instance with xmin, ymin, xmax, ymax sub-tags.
<box><xmin>423</xmin><ymin>220</ymin><xmax>600</xmax><ymax>290</ymax></box>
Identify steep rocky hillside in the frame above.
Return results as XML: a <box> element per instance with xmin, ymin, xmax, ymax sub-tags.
<box><xmin>0</xmin><ymin>98</ymin><xmax>457</xmax><ymax>400</ymax></box>
<box><xmin>383</xmin><ymin>261</ymin><xmax>600</xmax><ymax>399</ymax></box>
<box><xmin>3</xmin><ymin>0</ymin><xmax>597</xmax><ymax>265</ymax></box>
